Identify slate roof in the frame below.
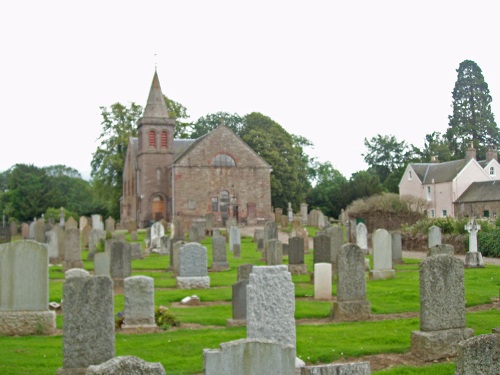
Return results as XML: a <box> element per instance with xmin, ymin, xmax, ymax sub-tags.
<box><xmin>410</xmin><ymin>159</ymin><xmax>469</xmax><ymax>184</ymax></box>
<box><xmin>456</xmin><ymin>180</ymin><xmax>500</xmax><ymax>203</ymax></box>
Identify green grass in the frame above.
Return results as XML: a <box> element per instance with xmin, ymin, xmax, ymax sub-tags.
<box><xmin>3</xmin><ymin>232</ymin><xmax>500</xmax><ymax>374</ymax></box>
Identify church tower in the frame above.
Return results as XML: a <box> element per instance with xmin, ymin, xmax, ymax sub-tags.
<box><xmin>136</xmin><ymin>71</ymin><xmax>175</xmax><ymax>225</ymax></box>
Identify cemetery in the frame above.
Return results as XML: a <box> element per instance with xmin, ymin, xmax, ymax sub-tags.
<box><xmin>0</xmin><ymin>214</ymin><xmax>498</xmax><ymax>375</ymax></box>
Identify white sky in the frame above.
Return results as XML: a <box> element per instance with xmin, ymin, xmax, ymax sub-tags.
<box><xmin>2</xmin><ymin>1</ymin><xmax>500</xmax><ymax>180</ymax></box>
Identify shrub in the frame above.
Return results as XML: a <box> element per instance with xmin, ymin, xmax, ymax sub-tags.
<box><xmin>155</xmin><ymin>305</ymin><xmax>180</xmax><ymax>330</ymax></box>
<box><xmin>477</xmin><ymin>230</ymin><xmax>500</xmax><ymax>257</ymax></box>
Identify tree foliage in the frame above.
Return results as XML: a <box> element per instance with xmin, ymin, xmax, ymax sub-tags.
<box><xmin>446</xmin><ymin>60</ymin><xmax>500</xmax><ymax>159</ymax></box>
<box><xmin>190</xmin><ymin>112</ymin><xmax>244</xmax><ymax>139</ymax></box>
<box><xmin>420</xmin><ymin>131</ymin><xmax>452</xmax><ymax>162</ymax></box>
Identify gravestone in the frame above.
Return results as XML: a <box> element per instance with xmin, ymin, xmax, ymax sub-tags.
<box><xmin>62</xmin><ymin>228</ymin><xmax>83</xmax><ymax>272</ymax></box>
<box><xmin>212</xmin><ymin>235</ymin><xmax>229</xmax><ymax>271</ymax></box>
<box><xmin>0</xmin><ymin>241</ymin><xmax>56</xmax><ymax>335</ymax></box>
<box><xmin>237</xmin><ymin>264</ymin><xmax>253</xmax><ymax>282</ymax></box>
<box><xmin>177</xmin><ymin>242</ymin><xmax>210</xmax><ymax>289</ymax></box>
<box><xmin>464</xmin><ymin>218</ymin><xmax>484</xmax><ymax>268</ymax></box>
<box><xmin>159</xmin><ymin>236</ymin><xmax>170</xmax><ymax>255</ymax></box>
<box><xmin>81</xmin><ymin>224</ymin><xmax>91</xmax><ymax>249</ymax></box>
<box><xmin>314</xmin><ymin>263</ymin><xmax>332</xmax><ymax>300</ymax></box>
<box><xmin>29</xmin><ymin>220</ymin><xmax>36</xmax><ymax>239</ymax></box>
<box><xmin>355</xmin><ymin>222</ymin><xmax>368</xmax><ymax>253</ymax></box>
<box><xmin>172</xmin><ymin>217</ymin><xmax>184</xmax><ymax>241</ymax></box>
<box><xmin>247</xmin><ymin>266</ymin><xmax>296</xmax><ymax>356</ymax></box>
<box><xmin>428</xmin><ymin>244</ymin><xmax>454</xmax><ymax>256</ymax></box>
<box><xmin>79</xmin><ymin>216</ymin><xmax>88</xmax><ymax>232</ymax></box>
<box><xmin>410</xmin><ymin>254</ymin><xmax>474</xmax><ymax>360</ymax></box>
<box><xmin>296</xmin><ymin>226</ymin><xmax>310</xmax><ymax>253</ymax></box>
<box><xmin>91</xmin><ymin>214</ymin><xmax>104</xmax><ymax>231</ymax></box>
<box><xmin>188</xmin><ymin>220</ymin><xmax>205</xmax><ymax>243</ymax></box>
<box><xmin>105</xmin><ymin>217</ymin><xmax>115</xmax><ymax>233</ymax></box>
<box><xmin>225</xmin><ymin>218</ymin><xmax>237</xmax><ymax>231</ymax></box>
<box><xmin>287</xmin><ymin>202</ymin><xmax>293</xmax><ymax>221</ymax></box>
<box><xmin>308</xmin><ymin>209</ymin><xmax>322</xmax><ymax>228</ymax></box>
<box><xmin>254</xmin><ymin>229</ymin><xmax>264</xmax><ymax>251</ymax></box>
<box><xmin>86</xmin><ymin>356</ymin><xmax>166</xmax><ymax>375</ymax></box>
<box><xmin>288</xmin><ymin>236</ymin><xmax>307</xmax><ymax>275</ymax></box>
<box><xmin>280</xmin><ymin>215</ymin><xmax>289</xmax><ymax>228</ymax></box>
<box><xmin>131</xmin><ymin>231</ymin><xmax>138</xmax><ymax>241</ymax></box>
<box><xmin>203</xmin><ymin>339</ymin><xmax>295</xmax><ymax>375</ymax></box>
<box><xmin>58</xmin><ymin>271</ymin><xmax>114</xmax><ymax>373</ymax></box>
<box><xmin>123</xmin><ymin>276</ymin><xmax>156</xmax><ymax>331</ymax></box>
<box><xmin>265</xmin><ymin>239</ymin><xmax>283</xmax><ymax>265</ymax></box>
<box><xmin>112</xmin><ymin>232</ymin><xmax>126</xmax><ymax>242</ymax></box>
<box><xmin>300</xmin><ymin>203</ymin><xmax>308</xmax><ymax>224</ymax></box>
<box><xmin>332</xmin><ymin>244</ymin><xmax>371</xmax><ymax>321</ymax></box>
<box><xmin>282</xmin><ymin>242</ymin><xmax>289</xmax><ymax>257</ymax></box>
<box><xmin>369</xmin><ymin>229</ymin><xmax>395</xmax><ymax>280</ymax></box>
<box><xmin>130</xmin><ymin>243</ymin><xmax>143</xmax><ymax>260</ymax></box>
<box><xmin>391</xmin><ymin>231</ymin><xmax>403</xmax><ymax>264</ymax></box>
<box><xmin>94</xmin><ymin>252</ymin><xmax>111</xmax><ymax>277</ymax></box>
<box><xmin>169</xmin><ymin>240</ymin><xmax>185</xmax><ymax>275</ymax></box>
<box><xmin>150</xmin><ymin>221</ymin><xmax>165</xmax><ymax>251</ymax></box>
<box><xmin>263</xmin><ymin>221</ymin><xmax>278</xmax><ymax>242</ymax></box>
<box><xmin>227</xmin><ymin>279</ymin><xmax>249</xmax><ymax>326</ymax></box>
<box><xmin>454</xmin><ymin>334</ymin><xmax>500</xmax><ymax>375</ymax></box>
<box><xmin>275</xmin><ymin>208</ymin><xmax>283</xmax><ymax>224</ymax></box>
<box><xmin>313</xmin><ymin>235</ymin><xmax>331</xmax><ymax>265</ymax></box>
<box><xmin>229</xmin><ymin>226</ymin><xmax>240</xmax><ymax>252</ymax></box>
<box><xmin>46</xmin><ymin>228</ymin><xmax>61</xmax><ymax>263</ymax></box>
<box><xmin>301</xmin><ymin>362</ymin><xmax>371</xmax><ymax>375</ymax></box>
<box><xmin>88</xmin><ymin>229</ymin><xmax>106</xmax><ymax>261</ymax></box>
<box><xmin>65</xmin><ymin>217</ymin><xmax>78</xmax><ymax>230</ymax></box>
<box><xmin>34</xmin><ymin>218</ymin><xmax>46</xmax><ymax>243</ymax></box>
<box><xmin>127</xmin><ymin>220</ymin><xmax>138</xmax><ymax>234</ymax></box>
<box><xmin>21</xmin><ymin>223</ymin><xmax>29</xmax><ymax>239</ymax></box>
<box><xmin>109</xmin><ymin>240</ymin><xmax>132</xmax><ymax>289</ymax></box>
<box><xmin>428</xmin><ymin>225</ymin><xmax>441</xmax><ymax>248</ymax></box>
<box><xmin>9</xmin><ymin>221</ymin><xmax>17</xmax><ymax>236</ymax></box>
<box><xmin>325</xmin><ymin>226</ymin><xmax>343</xmax><ymax>271</ymax></box>
<box><xmin>205</xmin><ymin>213</ymin><xmax>216</xmax><ymax>235</ymax></box>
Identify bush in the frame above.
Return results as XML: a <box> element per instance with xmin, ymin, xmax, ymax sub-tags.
<box><xmin>402</xmin><ymin>217</ymin><xmax>469</xmax><ymax>236</ymax></box>
<box><xmin>155</xmin><ymin>305</ymin><xmax>180</xmax><ymax>330</ymax></box>
<box><xmin>477</xmin><ymin>230</ymin><xmax>500</xmax><ymax>257</ymax></box>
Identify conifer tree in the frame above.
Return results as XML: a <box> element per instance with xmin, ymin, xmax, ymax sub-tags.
<box><xmin>446</xmin><ymin>60</ymin><xmax>500</xmax><ymax>159</ymax></box>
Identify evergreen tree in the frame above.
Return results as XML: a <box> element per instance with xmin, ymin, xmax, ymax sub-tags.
<box><xmin>446</xmin><ymin>60</ymin><xmax>500</xmax><ymax>159</ymax></box>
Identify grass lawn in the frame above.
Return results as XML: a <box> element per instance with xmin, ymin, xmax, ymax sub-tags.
<box><xmin>1</xmin><ymin>229</ymin><xmax>499</xmax><ymax>374</ymax></box>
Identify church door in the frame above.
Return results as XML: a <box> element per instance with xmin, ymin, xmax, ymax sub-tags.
<box><xmin>152</xmin><ymin>196</ymin><xmax>164</xmax><ymax>221</ymax></box>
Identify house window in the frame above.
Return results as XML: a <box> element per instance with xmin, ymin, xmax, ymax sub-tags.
<box><xmin>161</xmin><ymin>131</ymin><xmax>167</xmax><ymax>148</ymax></box>
<box><xmin>442</xmin><ymin>210</ymin><xmax>447</xmax><ymax>217</ymax></box>
<box><xmin>211</xmin><ymin>197</ymin><xmax>218</xmax><ymax>212</ymax></box>
<box><xmin>430</xmin><ymin>209</ymin><xmax>435</xmax><ymax>218</ymax></box>
<box><xmin>489</xmin><ymin>166</ymin><xmax>495</xmax><ymax>176</ymax></box>
<box><xmin>408</xmin><ymin>171</ymin><xmax>412</xmax><ymax>180</ymax></box>
<box><xmin>149</xmin><ymin>130</ymin><xmax>156</xmax><ymax>147</ymax></box>
<box><xmin>484</xmin><ymin>210</ymin><xmax>490</xmax><ymax>218</ymax></box>
<box><xmin>211</xmin><ymin>154</ymin><xmax>236</xmax><ymax>167</ymax></box>
<box><xmin>426</xmin><ymin>186</ymin><xmax>431</xmax><ymax>201</ymax></box>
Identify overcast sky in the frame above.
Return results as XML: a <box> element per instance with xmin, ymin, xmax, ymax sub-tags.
<box><xmin>2</xmin><ymin>1</ymin><xmax>500</xmax><ymax>180</ymax></box>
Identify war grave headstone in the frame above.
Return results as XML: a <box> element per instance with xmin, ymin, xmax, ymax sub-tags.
<box><xmin>62</xmin><ymin>228</ymin><xmax>84</xmax><ymax>272</ymax></box>
<box><xmin>122</xmin><ymin>276</ymin><xmax>156</xmax><ymax>332</ymax></box>
<box><xmin>410</xmin><ymin>253</ymin><xmax>474</xmax><ymax>361</ymax></box>
<box><xmin>464</xmin><ymin>218</ymin><xmax>484</xmax><ymax>268</ymax></box>
<box><xmin>391</xmin><ymin>230</ymin><xmax>403</xmax><ymax>264</ymax></box>
<box><xmin>314</xmin><ymin>263</ymin><xmax>332</xmax><ymax>300</ymax></box>
<box><xmin>288</xmin><ymin>236</ymin><xmax>307</xmax><ymax>275</ymax></box>
<box><xmin>105</xmin><ymin>216</ymin><xmax>115</xmax><ymax>233</ymax></box>
<box><xmin>428</xmin><ymin>225</ymin><xmax>441</xmax><ymax>248</ymax></box>
<box><xmin>88</xmin><ymin>228</ymin><xmax>106</xmax><ymax>261</ymax></box>
<box><xmin>109</xmin><ymin>240</ymin><xmax>132</xmax><ymax>290</ymax></box>
<box><xmin>266</xmin><ymin>239</ymin><xmax>283</xmax><ymax>265</ymax></box>
<box><xmin>355</xmin><ymin>222</ymin><xmax>368</xmax><ymax>254</ymax></box>
<box><xmin>454</xmin><ymin>333</ymin><xmax>500</xmax><ymax>375</ymax></box>
<box><xmin>0</xmin><ymin>241</ymin><xmax>56</xmax><ymax>335</ymax></box>
<box><xmin>332</xmin><ymin>244</ymin><xmax>371</xmax><ymax>321</ymax></box>
<box><xmin>227</xmin><ymin>264</ymin><xmax>254</xmax><ymax>327</ymax></box>
<box><xmin>369</xmin><ymin>229</ymin><xmax>395</xmax><ymax>280</ymax></box>
<box><xmin>57</xmin><ymin>270</ymin><xmax>114</xmax><ymax>374</ymax></box>
<box><xmin>212</xmin><ymin>235</ymin><xmax>229</xmax><ymax>271</ymax></box>
<box><xmin>177</xmin><ymin>242</ymin><xmax>210</xmax><ymax>289</ymax></box>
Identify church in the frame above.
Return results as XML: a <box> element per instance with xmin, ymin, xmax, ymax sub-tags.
<box><xmin>120</xmin><ymin>71</ymin><xmax>272</xmax><ymax>228</ymax></box>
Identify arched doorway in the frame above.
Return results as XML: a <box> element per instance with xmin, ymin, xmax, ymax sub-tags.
<box><xmin>151</xmin><ymin>196</ymin><xmax>165</xmax><ymax>222</ymax></box>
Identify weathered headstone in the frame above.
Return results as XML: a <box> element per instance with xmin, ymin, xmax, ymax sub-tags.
<box><xmin>91</xmin><ymin>214</ymin><xmax>104</xmax><ymax>231</ymax></box>
<box><xmin>109</xmin><ymin>240</ymin><xmax>132</xmax><ymax>289</ymax></box>
<box><xmin>158</xmin><ymin>236</ymin><xmax>170</xmax><ymax>255</ymax></box>
<box><xmin>130</xmin><ymin>243</ymin><xmax>143</xmax><ymax>260</ymax></box>
<box><xmin>287</xmin><ymin>202</ymin><xmax>293</xmax><ymax>221</ymax></box>
<box><xmin>464</xmin><ymin>218</ymin><xmax>484</xmax><ymax>268</ymax></box>
<box><xmin>332</xmin><ymin>244</ymin><xmax>371</xmax><ymax>321</ymax></box>
<box><xmin>29</xmin><ymin>220</ymin><xmax>36</xmax><ymax>239</ymax></box>
<box><xmin>169</xmin><ymin>240</ymin><xmax>185</xmax><ymax>275</ymax></box>
<box><xmin>296</xmin><ymin>226</ymin><xmax>310</xmax><ymax>253</ymax></box>
<box><xmin>428</xmin><ymin>244</ymin><xmax>454</xmax><ymax>256</ymax></box>
<box><xmin>288</xmin><ymin>236</ymin><xmax>307</xmax><ymax>275</ymax></box>
<box><xmin>314</xmin><ymin>263</ymin><xmax>332</xmax><ymax>300</ymax></box>
<box><xmin>127</xmin><ymin>220</ymin><xmax>138</xmax><ymax>234</ymax></box>
<box><xmin>150</xmin><ymin>221</ymin><xmax>165</xmax><ymax>251</ymax></box>
<box><xmin>123</xmin><ymin>276</ymin><xmax>156</xmax><ymax>330</ymax></box>
<box><xmin>229</xmin><ymin>226</ymin><xmax>240</xmax><ymax>252</ymax></box>
<box><xmin>237</xmin><ymin>264</ymin><xmax>253</xmax><ymax>282</ymax></box>
<box><xmin>94</xmin><ymin>252</ymin><xmax>111</xmax><ymax>277</ymax></box>
<box><xmin>370</xmin><ymin>229</ymin><xmax>395</xmax><ymax>280</ymax></box>
<box><xmin>300</xmin><ymin>203</ymin><xmax>308</xmax><ymax>225</ymax></box>
<box><xmin>79</xmin><ymin>216</ymin><xmax>88</xmax><ymax>232</ymax></box>
<box><xmin>355</xmin><ymin>222</ymin><xmax>368</xmax><ymax>253</ymax></box>
<box><xmin>105</xmin><ymin>217</ymin><xmax>115</xmax><ymax>233</ymax></box>
<box><xmin>205</xmin><ymin>213</ymin><xmax>216</xmax><ymax>235</ymax></box>
<box><xmin>88</xmin><ymin>229</ymin><xmax>106</xmax><ymax>261</ymax></box>
<box><xmin>265</xmin><ymin>239</ymin><xmax>283</xmax><ymax>265</ymax></box>
<box><xmin>301</xmin><ymin>362</ymin><xmax>371</xmax><ymax>375</ymax></box>
<box><xmin>177</xmin><ymin>242</ymin><xmax>210</xmax><ymax>289</ymax></box>
<box><xmin>247</xmin><ymin>266</ymin><xmax>296</xmax><ymax>353</ymax></box>
<box><xmin>212</xmin><ymin>235</ymin><xmax>229</xmax><ymax>271</ymax></box>
<box><xmin>325</xmin><ymin>226</ymin><xmax>343</xmax><ymax>271</ymax></box>
<box><xmin>9</xmin><ymin>221</ymin><xmax>17</xmax><ymax>236</ymax></box>
<box><xmin>275</xmin><ymin>208</ymin><xmax>283</xmax><ymax>224</ymax></box>
<box><xmin>263</xmin><ymin>221</ymin><xmax>278</xmax><ymax>242</ymax></box>
<box><xmin>86</xmin><ymin>356</ymin><xmax>166</xmax><ymax>375</ymax></box>
<box><xmin>21</xmin><ymin>223</ymin><xmax>29</xmax><ymax>239</ymax></box>
<box><xmin>81</xmin><ymin>224</ymin><xmax>91</xmax><ymax>249</ymax></box>
<box><xmin>227</xmin><ymin>279</ymin><xmax>249</xmax><ymax>326</ymax></box>
<box><xmin>188</xmin><ymin>220</ymin><xmax>205</xmax><ymax>243</ymax></box>
<box><xmin>410</xmin><ymin>254</ymin><xmax>474</xmax><ymax>360</ymax></box>
<box><xmin>46</xmin><ymin>228</ymin><xmax>61</xmax><ymax>263</ymax></box>
<box><xmin>34</xmin><ymin>218</ymin><xmax>47</xmax><ymax>243</ymax></box>
<box><xmin>58</xmin><ymin>271</ymin><xmax>114</xmax><ymax>373</ymax></box>
<box><xmin>0</xmin><ymin>241</ymin><xmax>55</xmax><ymax>335</ymax></box>
<box><xmin>280</xmin><ymin>215</ymin><xmax>289</xmax><ymax>228</ymax></box>
<box><xmin>313</xmin><ymin>235</ymin><xmax>331</xmax><ymax>264</ymax></box>
<box><xmin>62</xmin><ymin>228</ymin><xmax>83</xmax><ymax>272</ymax></box>
<box><xmin>65</xmin><ymin>216</ymin><xmax>78</xmax><ymax>230</ymax></box>
<box><xmin>428</xmin><ymin>225</ymin><xmax>441</xmax><ymax>248</ymax></box>
<box><xmin>254</xmin><ymin>229</ymin><xmax>264</xmax><ymax>251</ymax></box>
<box><xmin>454</xmin><ymin>333</ymin><xmax>500</xmax><ymax>375</ymax></box>
<box><xmin>391</xmin><ymin>231</ymin><xmax>403</xmax><ymax>264</ymax></box>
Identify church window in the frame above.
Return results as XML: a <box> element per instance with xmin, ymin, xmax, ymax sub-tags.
<box><xmin>149</xmin><ymin>130</ymin><xmax>156</xmax><ymax>148</ymax></box>
<box><xmin>212</xmin><ymin>197</ymin><xmax>218</xmax><ymax>212</ymax></box>
<box><xmin>161</xmin><ymin>131</ymin><xmax>168</xmax><ymax>148</ymax></box>
<box><xmin>211</xmin><ymin>154</ymin><xmax>236</xmax><ymax>167</ymax></box>
<box><xmin>156</xmin><ymin>168</ymin><xmax>161</xmax><ymax>181</ymax></box>
<box><xmin>220</xmin><ymin>190</ymin><xmax>230</xmax><ymax>213</ymax></box>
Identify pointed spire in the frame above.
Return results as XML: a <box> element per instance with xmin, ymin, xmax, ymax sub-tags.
<box><xmin>143</xmin><ymin>71</ymin><xmax>170</xmax><ymax>119</ymax></box>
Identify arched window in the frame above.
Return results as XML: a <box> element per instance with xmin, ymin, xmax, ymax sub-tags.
<box><xmin>211</xmin><ymin>154</ymin><xmax>236</xmax><ymax>167</ymax></box>
<box><xmin>149</xmin><ymin>130</ymin><xmax>156</xmax><ymax>148</ymax></box>
<box><xmin>220</xmin><ymin>190</ymin><xmax>230</xmax><ymax>214</ymax></box>
<box><xmin>161</xmin><ymin>131</ymin><xmax>168</xmax><ymax>148</ymax></box>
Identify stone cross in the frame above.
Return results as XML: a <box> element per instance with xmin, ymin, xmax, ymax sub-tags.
<box><xmin>465</xmin><ymin>218</ymin><xmax>480</xmax><ymax>253</ymax></box>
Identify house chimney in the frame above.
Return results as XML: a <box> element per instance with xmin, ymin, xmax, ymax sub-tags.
<box><xmin>485</xmin><ymin>145</ymin><xmax>498</xmax><ymax>162</ymax></box>
<box><xmin>465</xmin><ymin>142</ymin><xmax>476</xmax><ymax>161</ymax></box>
<box><xmin>431</xmin><ymin>155</ymin><xmax>439</xmax><ymax>163</ymax></box>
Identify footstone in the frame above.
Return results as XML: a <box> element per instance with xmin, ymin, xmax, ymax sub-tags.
<box><xmin>85</xmin><ymin>356</ymin><xmax>166</xmax><ymax>375</ymax></box>
<box><xmin>301</xmin><ymin>362</ymin><xmax>371</xmax><ymax>374</ymax></box>
<box><xmin>455</xmin><ymin>334</ymin><xmax>500</xmax><ymax>375</ymax></box>
<box><xmin>410</xmin><ymin>328</ymin><xmax>474</xmax><ymax>361</ymax></box>
<box><xmin>203</xmin><ymin>339</ymin><xmax>295</xmax><ymax>375</ymax></box>
<box><xmin>369</xmin><ymin>269</ymin><xmax>396</xmax><ymax>280</ymax></box>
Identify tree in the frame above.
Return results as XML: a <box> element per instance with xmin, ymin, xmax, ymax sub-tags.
<box><xmin>166</xmin><ymin>97</ymin><xmax>192</xmax><ymax>139</ymax></box>
<box><xmin>348</xmin><ymin>170</ymin><xmax>384</xmax><ymax>202</ymax></box>
<box><xmin>190</xmin><ymin>112</ymin><xmax>244</xmax><ymax>139</ymax></box>
<box><xmin>446</xmin><ymin>60</ymin><xmax>500</xmax><ymax>159</ymax></box>
<box><xmin>419</xmin><ymin>131</ymin><xmax>452</xmax><ymax>163</ymax></box>
<box><xmin>240</xmin><ymin>112</ymin><xmax>311</xmax><ymax>211</ymax></box>
<box><xmin>363</xmin><ymin>134</ymin><xmax>419</xmax><ymax>192</ymax></box>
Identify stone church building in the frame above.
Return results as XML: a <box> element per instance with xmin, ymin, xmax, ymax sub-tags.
<box><xmin>120</xmin><ymin>71</ymin><xmax>272</xmax><ymax>228</ymax></box>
